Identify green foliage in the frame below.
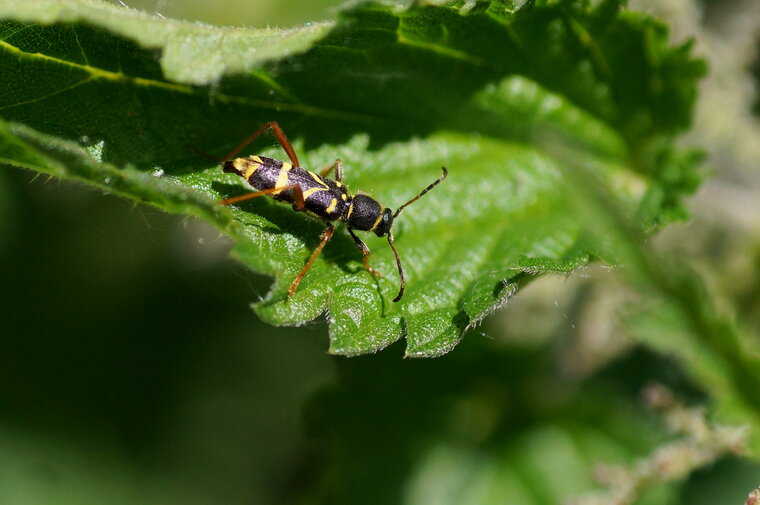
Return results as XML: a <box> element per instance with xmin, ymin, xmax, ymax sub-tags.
<box><xmin>6</xmin><ymin>1</ymin><xmax>760</xmax><ymax>503</ymax></box>
<box><xmin>301</xmin><ymin>344</ymin><xmax>677</xmax><ymax>505</ymax></box>
<box><xmin>564</xmin><ymin>154</ymin><xmax>760</xmax><ymax>455</ymax></box>
<box><xmin>0</xmin><ymin>0</ymin><xmax>705</xmax><ymax>356</ymax></box>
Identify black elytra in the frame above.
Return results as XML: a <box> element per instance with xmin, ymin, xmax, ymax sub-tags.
<box><xmin>217</xmin><ymin>122</ymin><xmax>448</xmax><ymax>302</ymax></box>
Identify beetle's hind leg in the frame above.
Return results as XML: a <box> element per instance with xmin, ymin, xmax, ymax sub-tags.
<box><xmin>219</xmin><ymin>184</ymin><xmax>306</xmax><ymax>210</ymax></box>
<box><xmin>223</xmin><ymin>121</ymin><xmax>301</xmax><ymax>166</ymax></box>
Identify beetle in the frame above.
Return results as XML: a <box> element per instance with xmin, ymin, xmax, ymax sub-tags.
<box><xmin>217</xmin><ymin>121</ymin><xmax>447</xmax><ymax>302</ymax></box>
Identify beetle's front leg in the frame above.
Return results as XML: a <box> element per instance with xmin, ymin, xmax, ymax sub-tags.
<box><xmin>348</xmin><ymin>227</ymin><xmax>382</xmax><ymax>277</ymax></box>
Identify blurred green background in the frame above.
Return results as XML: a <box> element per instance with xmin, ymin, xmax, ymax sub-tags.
<box><xmin>3</xmin><ymin>0</ymin><xmax>760</xmax><ymax>504</ymax></box>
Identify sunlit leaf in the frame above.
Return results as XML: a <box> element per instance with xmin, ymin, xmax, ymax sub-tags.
<box><xmin>0</xmin><ymin>0</ymin><xmax>704</xmax><ymax>356</ymax></box>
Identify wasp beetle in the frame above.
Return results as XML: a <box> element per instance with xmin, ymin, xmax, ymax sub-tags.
<box><xmin>217</xmin><ymin>122</ymin><xmax>447</xmax><ymax>302</ymax></box>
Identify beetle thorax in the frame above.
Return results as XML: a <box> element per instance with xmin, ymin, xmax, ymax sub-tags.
<box><xmin>347</xmin><ymin>194</ymin><xmax>393</xmax><ymax>236</ymax></box>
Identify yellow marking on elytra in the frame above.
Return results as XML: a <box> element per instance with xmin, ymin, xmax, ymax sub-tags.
<box><xmin>370</xmin><ymin>208</ymin><xmax>385</xmax><ymax>231</ymax></box>
<box><xmin>302</xmin><ymin>187</ymin><xmax>327</xmax><ymax>199</ymax></box>
<box><xmin>341</xmin><ymin>193</ymin><xmax>347</xmax><ymax>201</ymax></box>
<box><xmin>240</xmin><ymin>158</ymin><xmax>261</xmax><ymax>180</ymax></box>
<box><xmin>347</xmin><ymin>200</ymin><xmax>354</xmax><ymax>219</ymax></box>
<box><xmin>232</xmin><ymin>158</ymin><xmax>255</xmax><ymax>179</ymax></box>
<box><xmin>308</xmin><ymin>170</ymin><xmax>328</xmax><ymax>187</ymax></box>
<box><xmin>242</xmin><ymin>165</ymin><xmax>257</xmax><ymax>180</ymax></box>
<box><xmin>336</xmin><ymin>181</ymin><xmax>343</xmax><ymax>187</ymax></box>
<box><xmin>273</xmin><ymin>162</ymin><xmax>292</xmax><ymax>194</ymax></box>
<box><xmin>326</xmin><ymin>198</ymin><xmax>338</xmax><ymax>214</ymax></box>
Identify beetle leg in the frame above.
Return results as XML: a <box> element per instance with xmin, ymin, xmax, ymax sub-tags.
<box><xmin>348</xmin><ymin>227</ymin><xmax>382</xmax><ymax>277</ymax></box>
<box><xmin>222</xmin><ymin>121</ymin><xmax>300</xmax><ymax>166</ymax></box>
<box><xmin>289</xmin><ymin>224</ymin><xmax>335</xmax><ymax>296</ymax></box>
<box><xmin>319</xmin><ymin>159</ymin><xmax>343</xmax><ymax>181</ymax></box>
<box><xmin>219</xmin><ymin>184</ymin><xmax>305</xmax><ymax>211</ymax></box>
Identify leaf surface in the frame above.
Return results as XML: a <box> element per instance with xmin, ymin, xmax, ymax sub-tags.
<box><xmin>0</xmin><ymin>0</ymin><xmax>704</xmax><ymax>356</ymax></box>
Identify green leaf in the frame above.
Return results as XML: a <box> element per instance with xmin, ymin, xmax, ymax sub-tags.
<box><xmin>0</xmin><ymin>0</ymin><xmax>704</xmax><ymax>356</ymax></box>
<box><xmin>0</xmin><ymin>0</ymin><xmax>334</xmax><ymax>85</ymax></box>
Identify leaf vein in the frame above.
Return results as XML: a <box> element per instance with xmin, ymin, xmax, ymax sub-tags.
<box><xmin>396</xmin><ymin>33</ymin><xmax>490</xmax><ymax>66</ymax></box>
<box><xmin>0</xmin><ymin>76</ymin><xmax>94</xmax><ymax>111</ymax></box>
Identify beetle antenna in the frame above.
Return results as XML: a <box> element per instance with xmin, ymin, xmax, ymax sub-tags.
<box><xmin>388</xmin><ymin>167</ymin><xmax>448</xmax><ymax>302</ymax></box>
<box><xmin>387</xmin><ymin>233</ymin><xmax>405</xmax><ymax>302</ymax></box>
<box><xmin>393</xmin><ymin>167</ymin><xmax>448</xmax><ymax>219</ymax></box>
